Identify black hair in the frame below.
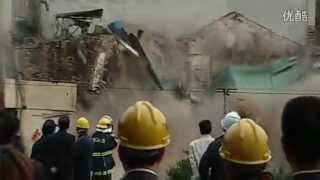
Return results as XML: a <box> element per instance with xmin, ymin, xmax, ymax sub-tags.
<box><xmin>199</xmin><ymin>120</ymin><xmax>212</xmax><ymax>135</ymax></box>
<box><xmin>118</xmin><ymin>146</ymin><xmax>165</xmax><ymax>169</ymax></box>
<box><xmin>0</xmin><ymin>112</ymin><xmax>20</xmax><ymax>145</ymax></box>
<box><xmin>42</xmin><ymin>119</ymin><xmax>56</xmax><ymax>135</ymax></box>
<box><xmin>58</xmin><ymin>116</ymin><xmax>70</xmax><ymax>130</ymax></box>
<box><xmin>0</xmin><ymin>145</ymin><xmax>34</xmax><ymax>180</ymax></box>
<box><xmin>282</xmin><ymin>96</ymin><xmax>320</xmax><ymax>165</ymax></box>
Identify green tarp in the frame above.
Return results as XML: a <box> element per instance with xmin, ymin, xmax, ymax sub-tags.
<box><xmin>209</xmin><ymin>57</ymin><xmax>303</xmax><ymax>94</ymax></box>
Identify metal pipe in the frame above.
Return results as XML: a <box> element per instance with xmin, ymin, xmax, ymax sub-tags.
<box><xmin>226</xmin><ymin>89</ymin><xmax>320</xmax><ymax>96</ymax></box>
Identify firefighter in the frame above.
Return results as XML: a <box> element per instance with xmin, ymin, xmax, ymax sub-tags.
<box><xmin>74</xmin><ymin>117</ymin><xmax>94</xmax><ymax>180</ymax></box>
<box><xmin>92</xmin><ymin>115</ymin><xmax>118</xmax><ymax>180</ymax></box>
<box><xmin>118</xmin><ymin>101</ymin><xmax>170</xmax><ymax>180</ymax></box>
<box><xmin>220</xmin><ymin>119</ymin><xmax>273</xmax><ymax>180</ymax></box>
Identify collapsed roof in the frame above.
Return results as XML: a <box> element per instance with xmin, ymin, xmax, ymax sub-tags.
<box><xmin>10</xmin><ymin>11</ymin><xmax>306</xmax><ymax>94</ymax></box>
<box><xmin>182</xmin><ymin>11</ymin><xmax>303</xmax><ymax>64</ymax></box>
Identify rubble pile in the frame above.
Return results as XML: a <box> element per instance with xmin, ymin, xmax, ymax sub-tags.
<box><xmin>15</xmin><ymin>35</ymin><xmax>118</xmax><ymax>85</ymax></box>
<box><xmin>11</xmin><ymin>12</ymin><xmax>307</xmax><ymax>98</ymax></box>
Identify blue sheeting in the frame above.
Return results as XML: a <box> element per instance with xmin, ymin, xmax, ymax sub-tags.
<box><xmin>208</xmin><ymin>57</ymin><xmax>304</xmax><ymax>95</ymax></box>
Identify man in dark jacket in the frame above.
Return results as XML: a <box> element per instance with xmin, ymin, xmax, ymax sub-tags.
<box><xmin>199</xmin><ymin>112</ymin><xmax>240</xmax><ymax>180</ymax></box>
<box><xmin>46</xmin><ymin>115</ymin><xmax>75</xmax><ymax>180</ymax></box>
<box><xmin>92</xmin><ymin>115</ymin><xmax>118</xmax><ymax>180</ymax></box>
<box><xmin>31</xmin><ymin>119</ymin><xmax>56</xmax><ymax>178</ymax></box>
<box><xmin>74</xmin><ymin>117</ymin><xmax>94</xmax><ymax>180</ymax></box>
<box><xmin>282</xmin><ymin>96</ymin><xmax>320</xmax><ymax>180</ymax></box>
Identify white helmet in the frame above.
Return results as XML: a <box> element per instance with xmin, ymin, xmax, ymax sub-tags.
<box><xmin>221</xmin><ymin>111</ymin><xmax>241</xmax><ymax>131</ymax></box>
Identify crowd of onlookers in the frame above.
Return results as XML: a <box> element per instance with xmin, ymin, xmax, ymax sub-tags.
<box><xmin>1</xmin><ymin>96</ymin><xmax>320</xmax><ymax>180</ymax></box>
<box><xmin>188</xmin><ymin>96</ymin><xmax>320</xmax><ymax>180</ymax></box>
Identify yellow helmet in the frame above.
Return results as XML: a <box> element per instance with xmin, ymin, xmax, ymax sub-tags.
<box><xmin>220</xmin><ymin>119</ymin><xmax>271</xmax><ymax>165</ymax></box>
<box><xmin>97</xmin><ymin>115</ymin><xmax>113</xmax><ymax>129</ymax></box>
<box><xmin>77</xmin><ymin>117</ymin><xmax>90</xmax><ymax>129</ymax></box>
<box><xmin>118</xmin><ymin>101</ymin><xmax>170</xmax><ymax>150</ymax></box>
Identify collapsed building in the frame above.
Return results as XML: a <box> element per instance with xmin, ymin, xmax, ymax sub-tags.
<box><xmin>2</xmin><ymin>2</ymin><xmax>320</xmax><ymax>177</ymax></box>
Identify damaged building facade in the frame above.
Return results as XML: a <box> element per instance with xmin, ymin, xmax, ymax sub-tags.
<box><xmin>2</xmin><ymin>0</ymin><xmax>320</xmax><ymax>178</ymax></box>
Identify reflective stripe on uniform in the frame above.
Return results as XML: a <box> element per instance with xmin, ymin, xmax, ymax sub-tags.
<box><xmin>92</xmin><ymin>151</ymin><xmax>113</xmax><ymax>157</ymax></box>
<box><xmin>93</xmin><ymin>169</ymin><xmax>113</xmax><ymax>176</ymax></box>
<box><xmin>93</xmin><ymin>137</ymin><xmax>106</xmax><ymax>144</ymax></box>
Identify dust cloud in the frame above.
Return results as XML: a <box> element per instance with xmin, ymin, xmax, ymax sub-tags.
<box><xmin>45</xmin><ymin>0</ymin><xmax>228</xmax><ymax>38</ymax></box>
<box><xmin>45</xmin><ymin>0</ymin><xmax>308</xmax><ymax>43</ymax></box>
<box><xmin>227</xmin><ymin>0</ymin><xmax>308</xmax><ymax>43</ymax></box>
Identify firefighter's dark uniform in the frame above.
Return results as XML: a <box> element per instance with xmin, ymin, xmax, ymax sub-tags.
<box><xmin>74</xmin><ymin>134</ymin><xmax>94</xmax><ymax>180</ymax></box>
<box><xmin>92</xmin><ymin>131</ymin><xmax>118</xmax><ymax>180</ymax></box>
<box><xmin>122</xmin><ymin>169</ymin><xmax>159</xmax><ymax>180</ymax></box>
<box><xmin>292</xmin><ymin>171</ymin><xmax>320</xmax><ymax>180</ymax></box>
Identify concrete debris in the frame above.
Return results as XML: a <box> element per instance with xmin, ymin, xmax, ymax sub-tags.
<box><xmin>14</xmin><ymin>36</ymin><xmax>115</xmax><ymax>83</ymax></box>
<box><xmin>190</xmin><ymin>93</ymin><xmax>201</xmax><ymax>104</ymax></box>
<box><xmin>55</xmin><ymin>9</ymin><xmax>104</xmax><ymax>38</ymax></box>
<box><xmin>11</xmin><ymin>11</ymin><xmax>307</xmax><ymax>102</ymax></box>
<box><xmin>77</xmin><ymin>40</ymin><xmax>88</xmax><ymax>64</ymax></box>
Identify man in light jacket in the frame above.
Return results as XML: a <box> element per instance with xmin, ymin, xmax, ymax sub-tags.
<box><xmin>189</xmin><ymin>120</ymin><xmax>215</xmax><ymax>180</ymax></box>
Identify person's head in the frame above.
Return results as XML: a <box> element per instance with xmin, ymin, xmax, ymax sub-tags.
<box><xmin>220</xmin><ymin>119</ymin><xmax>271</xmax><ymax>180</ymax></box>
<box><xmin>76</xmin><ymin>117</ymin><xmax>90</xmax><ymax>136</ymax></box>
<box><xmin>42</xmin><ymin>119</ymin><xmax>56</xmax><ymax>136</ymax></box>
<box><xmin>221</xmin><ymin>111</ymin><xmax>241</xmax><ymax>132</ymax></box>
<box><xmin>96</xmin><ymin>115</ymin><xmax>113</xmax><ymax>133</ymax></box>
<box><xmin>58</xmin><ymin>115</ymin><xmax>70</xmax><ymax>131</ymax></box>
<box><xmin>0</xmin><ymin>112</ymin><xmax>24</xmax><ymax>152</ymax></box>
<box><xmin>0</xmin><ymin>145</ymin><xmax>34</xmax><ymax>180</ymax></box>
<box><xmin>199</xmin><ymin>120</ymin><xmax>212</xmax><ymax>135</ymax></box>
<box><xmin>0</xmin><ymin>112</ymin><xmax>20</xmax><ymax>145</ymax></box>
<box><xmin>281</xmin><ymin>96</ymin><xmax>320</xmax><ymax>170</ymax></box>
<box><xmin>118</xmin><ymin>101</ymin><xmax>170</xmax><ymax>170</ymax></box>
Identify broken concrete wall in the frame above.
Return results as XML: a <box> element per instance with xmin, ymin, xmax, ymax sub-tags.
<box><xmin>37</xmin><ymin>0</ymin><xmax>307</xmax><ymax>43</ymax></box>
<box><xmin>14</xmin><ymin>35</ymin><xmax>158</xmax><ymax>90</ymax></box>
<box><xmin>14</xmin><ymin>36</ymin><xmax>114</xmax><ymax>82</ymax></box>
